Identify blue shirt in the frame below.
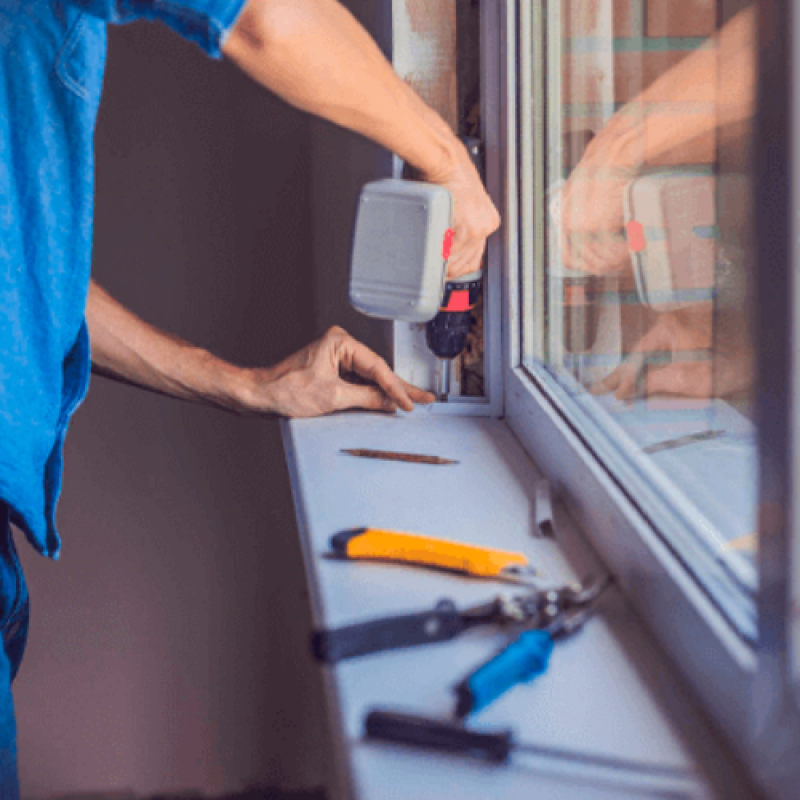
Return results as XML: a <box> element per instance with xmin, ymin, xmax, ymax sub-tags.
<box><xmin>0</xmin><ymin>0</ymin><xmax>246</xmax><ymax>557</ymax></box>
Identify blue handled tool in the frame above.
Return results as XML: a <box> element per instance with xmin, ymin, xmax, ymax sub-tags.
<box><xmin>456</xmin><ymin>629</ymin><xmax>555</xmax><ymax>716</ymax></box>
<box><xmin>454</xmin><ymin>577</ymin><xmax>610</xmax><ymax>717</ymax></box>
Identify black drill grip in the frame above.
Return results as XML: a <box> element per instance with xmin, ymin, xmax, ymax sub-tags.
<box><xmin>364</xmin><ymin>709</ymin><xmax>512</xmax><ymax>763</ymax></box>
<box><xmin>311</xmin><ymin>600</ymin><xmax>467</xmax><ymax>663</ymax></box>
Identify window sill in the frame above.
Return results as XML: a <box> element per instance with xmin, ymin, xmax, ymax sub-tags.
<box><xmin>282</xmin><ymin>410</ymin><xmax>755</xmax><ymax>800</ymax></box>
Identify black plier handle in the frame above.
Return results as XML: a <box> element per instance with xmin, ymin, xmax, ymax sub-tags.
<box><xmin>310</xmin><ymin>577</ymin><xmax>609</xmax><ymax>665</ymax></box>
<box><xmin>311</xmin><ymin>598</ymin><xmax>501</xmax><ymax>664</ymax></box>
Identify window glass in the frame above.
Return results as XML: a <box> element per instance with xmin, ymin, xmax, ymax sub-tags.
<box><xmin>519</xmin><ymin>0</ymin><xmax>758</xmax><ymax>633</ymax></box>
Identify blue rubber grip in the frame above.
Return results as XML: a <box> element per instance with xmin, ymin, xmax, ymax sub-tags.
<box><xmin>457</xmin><ymin>630</ymin><xmax>554</xmax><ymax>716</ymax></box>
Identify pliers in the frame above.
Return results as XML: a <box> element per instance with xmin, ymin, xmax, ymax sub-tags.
<box><xmin>311</xmin><ymin>576</ymin><xmax>609</xmax><ymax>664</ymax></box>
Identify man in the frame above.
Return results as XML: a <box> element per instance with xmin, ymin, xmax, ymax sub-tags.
<box><xmin>0</xmin><ymin>0</ymin><xmax>500</xmax><ymax>794</ymax></box>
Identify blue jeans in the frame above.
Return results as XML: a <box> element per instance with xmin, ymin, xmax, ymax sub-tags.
<box><xmin>0</xmin><ymin>502</ymin><xmax>29</xmax><ymax>799</ymax></box>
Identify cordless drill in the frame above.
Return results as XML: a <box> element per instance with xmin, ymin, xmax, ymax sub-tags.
<box><xmin>348</xmin><ymin>138</ymin><xmax>484</xmax><ymax>400</ymax></box>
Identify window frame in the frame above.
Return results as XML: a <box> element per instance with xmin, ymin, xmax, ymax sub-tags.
<box><xmin>483</xmin><ymin>0</ymin><xmax>800</xmax><ymax>796</ymax></box>
<box><xmin>388</xmin><ymin>0</ymin><xmax>504</xmax><ymax>417</ymax></box>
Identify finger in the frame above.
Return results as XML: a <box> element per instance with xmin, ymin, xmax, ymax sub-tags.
<box><xmin>591</xmin><ymin>352</ymin><xmax>643</xmax><ymax>401</ymax></box>
<box><xmin>589</xmin><ymin>367</ymin><xmax>622</xmax><ymax>396</ymax></box>
<box><xmin>567</xmin><ymin>237</ymin><xmax>630</xmax><ymax>276</ymax></box>
<box><xmin>334</xmin><ymin>382</ymin><xmax>399</xmax><ymax>414</ymax></box>
<box><xmin>613</xmin><ymin>365</ymin><xmax>643</xmax><ymax>401</ymax></box>
<box><xmin>398</xmin><ymin>378</ymin><xmax>436</xmax><ymax>405</ymax></box>
<box><xmin>646</xmin><ymin>363</ymin><xmax>712</xmax><ymax>398</ymax></box>
<box><xmin>446</xmin><ymin>239</ymin><xmax>485</xmax><ymax>279</ymax></box>
<box><xmin>342</xmin><ymin>338</ymin><xmax>417</xmax><ymax>412</ymax></box>
<box><xmin>590</xmin><ymin>241</ymin><xmax>631</xmax><ymax>274</ymax></box>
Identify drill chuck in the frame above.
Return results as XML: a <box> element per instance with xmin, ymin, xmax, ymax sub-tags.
<box><xmin>425</xmin><ymin>273</ymin><xmax>483</xmax><ymax>360</ymax></box>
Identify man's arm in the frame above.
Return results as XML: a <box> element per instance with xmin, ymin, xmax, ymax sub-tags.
<box><xmin>221</xmin><ymin>0</ymin><xmax>499</xmax><ymax>279</ymax></box>
<box><xmin>87</xmin><ymin>281</ymin><xmax>434</xmax><ymax>417</ymax></box>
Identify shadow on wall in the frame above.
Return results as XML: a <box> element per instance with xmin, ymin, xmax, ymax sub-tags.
<box><xmin>13</xmin><ymin>19</ymin><xmax>331</xmax><ymax>799</ymax></box>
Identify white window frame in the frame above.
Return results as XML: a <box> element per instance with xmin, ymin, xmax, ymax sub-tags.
<box><xmin>477</xmin><ymin>0</ymin><xmax>800</xmax><ymax>797</ymax></box>
<box><xmin>389</xmin><ymin>0</ymin><xmax>504</xmax><ymax>418</ymax></box>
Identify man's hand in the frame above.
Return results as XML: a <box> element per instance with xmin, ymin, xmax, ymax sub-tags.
<box><xmin>222</xmin><ymin>0</ymin><xmax>499</xmax><ymax>281</ymax></box>
<box><xmin>423</xmin><ymin>142</ymin><xmax>500</xmax><ymax>280</ymax></box>
<box><xmin>241</xmin><ymin>326</ymin><xmax>434</xmax><ymax>417</ymax></box>
<box><xmin>557</xmin><ymin>135</ymin><xmax>635</xmax><ymax>275</ymax></box>
<box><xmin>87</xmin><ymin>282</ymin><xmax>433</xmax><ymax>418</ymax></box>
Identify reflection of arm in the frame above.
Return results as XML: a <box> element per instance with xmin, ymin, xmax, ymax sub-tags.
<box><xmin>559</xmin><ymin>5</ymin><xmax>756</xmax><ymax>273</ymax></box>
<box><xmin>597</xmin><ymin>5</ymin><xmax>756</xmax><ymax>170</ymax></box>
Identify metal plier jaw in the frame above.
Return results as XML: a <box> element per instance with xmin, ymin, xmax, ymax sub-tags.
<box><xmin>452</xmin><ymin>577</ymin><xmax>612</xmax><ymax>717</ymax></box>
<box><xmin>463</xmin><ymin>576</ymin><xmax>611</xmax><ymax>636</ymax></box>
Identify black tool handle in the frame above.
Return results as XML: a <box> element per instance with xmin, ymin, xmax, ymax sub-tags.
<box><xmin>364</xmin><ymin>709</ymin><xmax>512</xmax><ymax>763</ymax></box>
<box><xmin>311</xmin><ymin>600</ymin><xmax>467</xmax><ymax>663</ymax></box>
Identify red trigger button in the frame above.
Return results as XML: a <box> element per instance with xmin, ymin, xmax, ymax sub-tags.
<box><xmin>442</xmin><ymin>228</ymin><xmax>455</xmax><ymax>260</ymax></box>
<box><xmin>626</xmin><ymin>221</ymin><xmax>646</xmax><ymax>253</ymax></box>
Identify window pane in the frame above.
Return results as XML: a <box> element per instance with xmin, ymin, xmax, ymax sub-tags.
<box><xmin>519</xmin><ymin>0</ymin><xmax>758</xmax><ymax>632</ymax></box>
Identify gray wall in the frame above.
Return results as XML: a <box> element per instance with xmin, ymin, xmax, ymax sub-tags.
<box><xmin>13</xmin><ymin>19</ymin><xmax>333</xmax><ymax>798</ymax></box>
<box><xmin>309</xmin><ymin>0</ymin><xmax>393</xmax><ymax>358</ymax></box>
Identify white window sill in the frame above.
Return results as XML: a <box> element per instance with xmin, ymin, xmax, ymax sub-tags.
<box><xmin>282</xmin><ymin>411</ymin><xmax>755</xmax><ymax>800</ymax></box>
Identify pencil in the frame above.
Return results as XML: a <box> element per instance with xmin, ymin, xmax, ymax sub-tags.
<box><xmin>341</xmin><ymin>448</ymin><xmax>459</xmax><ymax>465</ymax></box>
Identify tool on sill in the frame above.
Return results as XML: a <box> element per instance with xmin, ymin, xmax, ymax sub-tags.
<box><xmin>327</xmin><ymin>527</ymin><xmax>545</xmax><ymax>588</ymax></box>
<box><xmin>533</xmin><ymin>479</ymin><xmax>558</xmax><ymax>538</ymax></box>
<box><xmin>363</xmin><ymin>709</ymin><xmax>702</xmax><ymax>793</ymax></box>
<box><xmin>311</xmin><ymin>579</ymin><xmax>592</xmax><ymax>664</ymax></box>
<box><xmin>341</xmin><ymin>448</ymin><xmax>459</xmax><ymax>466</ymax></box>
<box><xmin>348</xmin><ymin>138</ymin><xmax>484</xmax><ymax>402</ymax></box>
<box><xmin>643</xmin><ymin>429</ymin><xmax>726</xmax><ymax>455</ymax></box>
<box><xmin>454</xmin><ymin>577</ymin><xmax>611</xmax><ymax>717</ymax></box>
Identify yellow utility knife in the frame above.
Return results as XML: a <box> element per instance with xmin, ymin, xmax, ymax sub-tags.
<box><xmin>329</xmin><ymin>527</ymin><xmax>545</xmax><ymax>587</ymax></box>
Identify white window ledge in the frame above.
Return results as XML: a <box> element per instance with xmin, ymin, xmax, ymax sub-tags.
<box><xmin>282</xmin><ymin>411</ymin><xmax>757</xmax><ymax>800</ymax></box>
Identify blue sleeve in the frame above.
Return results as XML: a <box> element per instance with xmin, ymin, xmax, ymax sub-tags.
<box><xmin>64</xmin><ymin>0</ymin><xmax>249</xmax><ymax>58</ymax></box>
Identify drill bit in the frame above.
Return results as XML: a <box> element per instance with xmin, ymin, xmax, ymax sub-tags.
<box><xmin>437</xmin><ymin>359</ymin><xmax>451</xmax><ymax>402</ymax></box>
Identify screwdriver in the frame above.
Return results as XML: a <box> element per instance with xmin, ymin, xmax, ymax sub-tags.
<box><xmin>364</xmin><ymin>709</ymin><xmax>703</xmax><ymax>795</ymax></box>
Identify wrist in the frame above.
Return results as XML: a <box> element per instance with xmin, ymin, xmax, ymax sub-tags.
<box><xmin>416</xmin><ymin>133</ymin><xmax>462</xmax><ymax>185</ymax></box>
<box><xmin>225</xmin><ymin>365</ymin><xmax>288</xmax><ymax>417</ymax></box>
<box><xmin>187</xmin><ymin>353</ymin><xmax>265</xmax><ymax>416</ymax></box>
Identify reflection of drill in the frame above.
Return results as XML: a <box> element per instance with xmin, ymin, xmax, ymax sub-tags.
<box><xmin>426</xmin><ymin>137</ymin><xmax>484</xmax><ymax>401</ymax></box>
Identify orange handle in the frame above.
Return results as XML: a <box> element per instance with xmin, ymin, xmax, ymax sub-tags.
<box><xmin>330</xmin><ymin>528</ymin><xmax>528</xmax><ymax>578</ymax></box>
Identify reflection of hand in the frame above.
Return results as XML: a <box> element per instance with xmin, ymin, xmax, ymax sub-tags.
<box><xmin>558</xmin><ymin>130</ymin><xmax>635</xmax><ymax>275</ymax></box>
<box><xmin>558</xmin><ymin>6</ymin><xmax>756</xmax><ymax>277</ymax></box>
<box><xmin>243</xmin><ymin>327</ymin><xmax>435</xmax><ymax>418</ymax></box>
<box><xmin>590</xmin><ymin>306</ymin><xmax>752</xmax><ymax>400</ymax></box>
<box><xmin>423</xmin><ymin>142</ymin><xmax>500</xmax><ymax>279</ymax></box>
